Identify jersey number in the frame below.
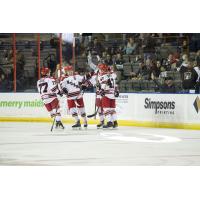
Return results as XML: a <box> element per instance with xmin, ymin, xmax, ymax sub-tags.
<box><xmin>108</xmin><ymin>78</ymin><xmax>114</xmax><ymax>88</ymax></box>
<box><xmin>39</xmin><ymin>82</ymin><xmax>48</xmax><ymax>94</ymax></box>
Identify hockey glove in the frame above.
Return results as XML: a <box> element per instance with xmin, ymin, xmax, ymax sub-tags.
<box><xmin>96</xmin><ymin>82</ymin><xmax>101</xmax><ymax>90</ymax></box>
<box><xmin>81</xmin><ymin>84</ymin><xmax>87</xmax><ymax>91</ymax></box>
<box><xmin>114</xmin><ymin>90</ymin><xmax>119</xmax><ymax>97</ymax></box>
<box><xmin>85</xmin><ymin>73</ymin><xmax>92</xmax><ymax>80</ymax></box>
<box><xmin>100</xmin><ymin>89</ymin><xmax>105</xmax><ymax>97</ymax></box>
<box><xmin>57</xmin><ymin>90</ymin><xmax>63</xmax><ymax>97</ymax></box>
<box><xmin>62</xmin><ymin>88</ymin><xmax>68</xmax><ymax>95</ymax></box>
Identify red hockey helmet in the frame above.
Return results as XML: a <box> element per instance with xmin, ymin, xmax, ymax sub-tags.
<box><xmin>98</xmin><ymin>64</ymin><xmax>109</xmax><ymax>72</ymax></box>
<box><xmin>63</xmin><ymin>65</ymin><xmax>73</xmax><ymax>72</ymax></box>
<box><xmin>41</xmin><ymin>67</ymin><xmax>50</xmax><ymax>76</ymax></box>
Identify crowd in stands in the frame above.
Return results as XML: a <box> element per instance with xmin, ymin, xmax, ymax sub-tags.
<box><xmin>1</xmin><ymin>33</ymin><xmax>200</xmax><ymax>93</ymax></box>
<box><xmin>0</xmin><ymin>49</ymin><xmax>26</xmax><ymax>91</ymax></box>
<box><xmin>73</xmin><ymin>33</ymin><xmax>200</xmax><ymax>93</ymax></box>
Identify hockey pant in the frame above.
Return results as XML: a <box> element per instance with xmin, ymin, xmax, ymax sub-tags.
<box><xmin>96</xmin><ymin>97</ymin><xmax>104</xmax><ymax>122</ymax></box>
<box><xmin>67</xmin><ymin>98</ymin><xmax>87</xmax><ymax>124</ymax></box>
<box><xmin>101</xmin><ymin>96</ymin><xmax>117</xmax><ymax>122</ymax></box>
<box><xmin>44</xmin><ymin>98</ymin><xmax>61</xmax><ymax>121</ymax></box>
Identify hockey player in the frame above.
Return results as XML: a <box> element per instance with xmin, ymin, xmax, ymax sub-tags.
<box><xmin>37</xmin><ymin>67</ymin><xmax>64</xmax><ymax>129</ymax></box>
<box><xmin>87</xmin><ymin>52</ymin><xmax>119</xmax><ymax>128</ymax></box>
<box><xmin>84</xmin><ymin>69</ymin><xmax>105</xmax><ymax>128</ymax></box>
<box><xmin>98</xmin><ymin>64</ymin><xmax>119</xmax><ymax>128</ymax></box>
<box><xmin>86</xmin><ymin>53</ymin><xmax>106</xmax><ymax>128</ymax></box>
<box><xmin>60</xmin><ymin>65</ymin><xmax>88</xmax><ymax>129</ymax></box>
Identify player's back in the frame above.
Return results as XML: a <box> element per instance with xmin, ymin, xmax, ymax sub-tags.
<box><xmin>98</xmin><ymin>72</ymin><xmax>116</xmax><ymax>98</ymax></box>
<box><xmin>37</xmin><ymin>77</ymin><xmax>57</xmax><ymax>103</ymax></box>
<box><xmin>60</xmin><ymin>74</ymin><xmax>83</xmax><ymax>99</ymax></box>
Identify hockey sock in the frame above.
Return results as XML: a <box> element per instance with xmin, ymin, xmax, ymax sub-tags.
<box><xmin>98</xmin><ymin>107</ymin><xmax>104</xmax><ymax>122</ymax></box>
<box><xmin>73</xmin><ymin>114</ymin><xmax>79</xmax><ymax>122</ymax></box>
<box><xmin>106</xmin><ymin>114</ymin><xmax>112</xmax><ymax>122</ymax></box>
<box><xmin>80</xmin><ymin>112</ymin><xmax>87</xmax><ymax>124</ymax></box>
<box><xmin>99</xmin><ymin>114</ymin><xmax>104</xmax><ymax>122</ymax></box>
<box><xmin>82</xmin><ymin>116</ymin><xmax>87</xmax><ymax>125</ymax></box>
<box><xmin>111</xmin><ymin>113</ymin><xmax>117</xmax><ymax>122</ymax></box>
<box><xmin>110</xmin><ymin>110</ymin><xmax>117</xmax><ymax>122</ymax></box>
<box><xmin>104</xmin><ymin>108</ymin><xmax>112</xmax><ymax>122</ymax></box>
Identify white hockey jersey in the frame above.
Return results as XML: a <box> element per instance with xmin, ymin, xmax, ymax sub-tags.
<box><xmin>60</xmin><ymin>74</ymin><xmax>84</xmax><ymax>100</ymax></box>
<box><xmin>98</xmin><ymin>71</ymin><xmax>117</xmax><ymax>99</ymax></box>
<box><xmin>37</xmin><ymin>77</ymin><xmax>59</xmax><ymax>104</ymax></box>
<box><xmin>86</xmin><ymin>70</ymin><xmax>118</xmax><ymax>99</ymax></box>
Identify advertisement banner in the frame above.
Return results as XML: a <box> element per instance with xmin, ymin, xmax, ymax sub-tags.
<box><xmin>0</xmin><ymin>93</ymin><xmax>200</xmax><ymax>125</ymax></box>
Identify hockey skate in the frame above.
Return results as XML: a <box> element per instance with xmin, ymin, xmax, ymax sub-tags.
<box><xmin>103</xmin><ymin>121</ymin><xmax>113</xmax><ymax>129</ymax></box>
<box><xmin>72</xmin><ymin>120</ymin><xmax>81</xmax><ymax>130</ymax></box>
<box><xmin>113</xmin><ymin>121</ymin><xmax>118</xmax><ymax>129</ymax></box>
<box><xmin>97</xmin><ymin>120</ymin><xmax>104</xmax><ymax>129</ymax></box>
<box><xmin>55</xmin><ymin>121</ymin><xmax>65</xmax><ymax>129</ymax></box>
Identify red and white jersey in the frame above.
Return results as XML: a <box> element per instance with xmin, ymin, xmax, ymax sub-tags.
<box><xmin>37</xmin><ymin>76</ymin><xmax>59</xmax><ymax>104</ymax></box>
<box><xmin>60</xmin><ymin>74</ymin><xmax>84</xmax><ymax>100</ymax></box>
<box><xmin>86</xmin><ymin>71</ymin><xmax>102</xmax><ymax>99</ymax></box>
<box><xmin>86</xmin><ymin>70</ymin><xmax>118</xmax><ymax>99</ymax></box>
<box><xmin>98</xmin><ymin>71</ymin><xmax>117</xmax><ymax>99</ymax></box>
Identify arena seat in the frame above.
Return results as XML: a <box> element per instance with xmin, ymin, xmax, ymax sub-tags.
<box><xmin>123</xmin><ymin>63</ymin><xmax>132</xmax><ymax>77</ymax></box>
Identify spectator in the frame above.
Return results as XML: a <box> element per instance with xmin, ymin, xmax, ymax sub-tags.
<box><xmin>124</xmin><ymin>37</ymin><xmax>137</xmax><ymax>55</ymax></box>
<box><xmin>131</xmin><ymin>61</ymin><xmax>151</xmax><ymax>80</ymax></box>
<box><xmin>45</xmin><ymin>53</ymin><xmax>56</xmax><ymax>75</ymax></box>
<box><xmin>194</xmin><ymin>61</ymin><xmax>200</xmax><ymax>93</ymax></box>
<box><xmin>16</xmin><ymin>50</ymin><xmax>25</xmax><ymax>70</ymax></box>
<box><xmin>0</xmin><ymin>66</ymin><xmax>5</xmax><ymax>77</ymax></box>
<box><xmin>88</xmin><ymin>37</ymin><xmax>104</xmax><ymax>56</ymax></box>
<box><xmin>145</xmin><ymin>57</ymin><xmax>152</xmax><ymax>68</ymax></box>
<box><xmin>157</xmin><ymin>60</ymin><xmax>167</xmax><ymax>73</ymax></box>
<box><xmin>150</xmin><ymin>60</ymin><xmax>161</xmax><ymax>78</ymax></box>
<box><xmin>177</xmin><ymin>54</ymin><xmax>189</xmax><ymax>71</ymax></box>
<box><xmin>0</xmin><ymin>73</ymin><xmax>11</xmax><ymax>92</ymax></box>
<box><xmin>182</xmin><ymin>39</ymin><xmax>188</xmax><ymax>54</ymax></box>
<box><xmin>165</xmin><ymin>53</ymin><xmax>178</xmax><ymax>71</ymax></box>
<box><xmin>114</xmin><ymin>53</ymin><xmax>125</xmax><ymax>70</ymax></box>
<box><xmin>16</xmin><ymin>51</ymin><xmax>25</xmax><ymax>90</ymax></box>
<box><xmin>151</xmin><ymin>74</ymin><xmax>176</xmax><ymax>93</ymax></box>
<box><xmin>116</xmin><ymin>45</ymin><xmax>124</xmax><ymax>55</ymax></box>
<box><xmin>102</xmin><ymin>51</ymin><xmax>107</xmax><ymax>60</ymax></box>
<box><xmin>142</xmin><ymin>34</ymin><xmax>156</xmax><ymax>59</ymax></box>
<box><xmin>5</xmin><ymin>50</ymin><xmax>26</xmax><ymax>91</ymax></box>
<box><xmin>104</xmin><ymin>54</ymin><xmax>113</xmax><ymax>66</ymax></box>
<box><xmin>0</xmin><ymin>67</ymin><xmax>11</xmax><ymax>92</ymax></box>
<box><xmin>179</xmin><ymin>61</ymin><xmax>198</xmax><ymax>92</ymax></box>
<box><xmin>135</xmin><ymin>54</ymin><xmax>143</xmax><ymax>63</ymax></box>
<box><xmin>195</xmin><ymin>50</ymin><xmax>200</xmax><ymax>66</ymax></box>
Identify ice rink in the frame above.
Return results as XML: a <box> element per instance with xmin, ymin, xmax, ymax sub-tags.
<box><xmin>0</xmin><ymin>122</ymin><xmax>200</xmax><ymax>165</ymax></box>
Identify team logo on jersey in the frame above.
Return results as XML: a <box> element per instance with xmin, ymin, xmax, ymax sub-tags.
<box><xmin>193</xmin><ymin>96</ymin><xmax>200</xmax><ymax>113</ymax></box>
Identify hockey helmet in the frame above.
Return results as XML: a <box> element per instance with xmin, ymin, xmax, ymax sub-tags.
<box><xmin>63</xmin><ymin>65</ymin><xmax>73</xmax><ymax>72</ymax></box>
<box><xmin>41</xmin><ymin>67</ymin><xmax>50</xmax><ymax>76</ymax></box>
<box><xmin>98</xmin><ymin>64</ymin><xmax>109</xmax><ymax>72</ymax></box>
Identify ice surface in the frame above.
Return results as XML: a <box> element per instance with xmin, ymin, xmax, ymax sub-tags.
<box><xmin>0</xmin><ymin>122</ymin><xmax>200</xmax><ymax>165</ymax></box>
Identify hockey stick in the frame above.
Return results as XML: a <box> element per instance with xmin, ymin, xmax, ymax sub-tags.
<box><xmin>50</xmin><ymin>68</ymin><xmax>62</xmax><ymax>132</ymax></box>
<box><xmin>86</xmin><ymin>54</ymin><xmax>107</xmax><ymax>119</ymax></box>
<box><xmin>50</xmin><ymin>97</ymin><xmax>61</xmax><ymax>132</ymax></box>
<box><xmin>87</xmin><ymin>82</ymin><xmax>98</xmax><ymax>118</ymax></box>
<box><xmin>87</xmin><ymin>71</ymin><xmax>111</xmax><ymax>119</ymax></box>
<box><xmin>87</xmin><ymin>106</ymin><xmax>99</xmax><ymax>118</ymax></box>
<box><xmin>50</xmin><ymin>114</ymin><xmax>56</xmax><ymax>132</ymax></box>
